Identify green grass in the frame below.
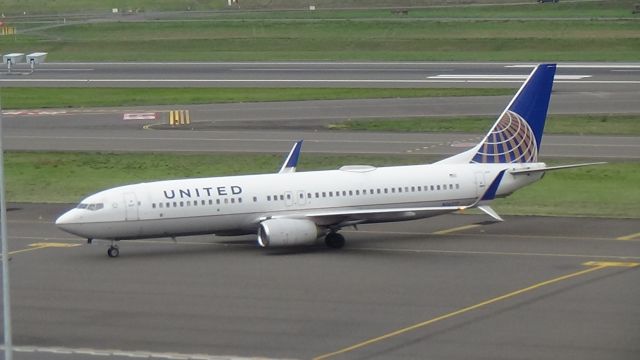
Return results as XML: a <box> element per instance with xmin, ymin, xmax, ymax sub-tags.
<box><xmin>330</xmin><ymin>114</ymin><xmax>640</xmax><ymax>136</ymax></box>
<box><xmin>2</xmin><ymin>0</ymin><xmax>636</xmax><ymax>17</ymax></box>
<box><xmin>492</xmin><ymin>162</ymin><xmax>640</xmax><ymax>218</ymax></box>
<box><xmin>5</xmin><ymin>151</ymin><xmax>638</xmax><ymax>218</ymax></box>
<box><xmin>0</xmin><ymin>87</ymin><xmax>514</xmax><ymax>109</ymax></box>
<box><xmin>4</xmin><ymin>7</ymin><xmax>638</xmax><ymax>61</ymax></box>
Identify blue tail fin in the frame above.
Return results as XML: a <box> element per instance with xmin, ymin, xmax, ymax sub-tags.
<box><xmin>471</xmin><ymin>64</ymin><xmax>556</xmax><ymax>164</ymax></box>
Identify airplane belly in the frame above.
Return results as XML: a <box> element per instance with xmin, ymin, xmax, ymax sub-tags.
<box><xmin>133</xmin><ymin>213</ymin><xmax>258</xmax><ymax>239</ymax></box>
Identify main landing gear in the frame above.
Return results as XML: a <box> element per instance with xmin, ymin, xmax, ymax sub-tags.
<box><xmin>107</xmin><ymin>241</ymin><xmax>120</xmax><ymax>258</ymax></box>
<box><xmin>325</xmin><ymin>232</ymin><xmax>345</xmax><ymax>249</ymax></box>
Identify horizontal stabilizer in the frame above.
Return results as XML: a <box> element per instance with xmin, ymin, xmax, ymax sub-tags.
<box><xmin>509</xmin><ymin>162</ymin><xmax>606</xmax><ymax>175</ymax></box>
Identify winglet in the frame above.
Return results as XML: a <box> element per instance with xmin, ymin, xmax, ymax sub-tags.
<box><xmin>278</xmin><ymin>140</ymin><xmax>303</xmax><ymax>174</ymax></box>
<box><xmin>478</xmin><ymin>205</ymin><xmax>504</xmax><ymax>222</ymax></box>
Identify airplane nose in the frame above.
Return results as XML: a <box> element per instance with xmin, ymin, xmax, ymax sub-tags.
<box><xmin>55</xmin><ymin>209</ymin><xmax>84</xmax><ymax>236</ymax></box>
<box><xmin>55</xmin><ymin>210</ymin><xmax>74</xmax><ymax>226</ymax></box>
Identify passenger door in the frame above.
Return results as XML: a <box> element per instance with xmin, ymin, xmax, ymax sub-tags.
<box><xmin>123</xmin><ymin>192</ymin><xmax>139</xmax><ymax>221</ymax></box>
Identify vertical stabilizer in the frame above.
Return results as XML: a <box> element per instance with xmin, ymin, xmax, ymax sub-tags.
<box><xmin>438</xmin><ymin>64</ymin><xmax>556</xmax><ymax>165</ymax></box>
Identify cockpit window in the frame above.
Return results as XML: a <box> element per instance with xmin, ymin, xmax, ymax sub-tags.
<box><xmin>78</xmin><ymin>203</ymin><xmax>104</xmax><ymax>211</ymax></box>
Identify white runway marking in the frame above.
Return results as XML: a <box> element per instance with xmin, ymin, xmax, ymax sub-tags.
<box><xmin>123</xmin><ymin>112</ymin><xmax>157</xmax><ymax>120</ymax></box>
<box><xmin>0</xmin><ymin>345</ymin><xmax>295</xmax><ymax>360</ymax></box>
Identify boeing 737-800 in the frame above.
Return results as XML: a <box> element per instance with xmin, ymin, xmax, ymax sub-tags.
<box><xmin>56</xmin><ymin>64</ymin><xmax>600</xmax><ymax>257</ymax></box>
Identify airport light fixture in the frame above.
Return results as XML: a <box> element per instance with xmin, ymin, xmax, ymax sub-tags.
<box><xmin>0</xmin><ymin>104</ymin><xmax>13</xmax><ymax>359</ymax></box>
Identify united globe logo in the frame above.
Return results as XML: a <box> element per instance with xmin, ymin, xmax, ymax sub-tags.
<box><xmin>471</xmin><ymin>110</ymin><xmax>538</xmax><ymax>163</ymax></box>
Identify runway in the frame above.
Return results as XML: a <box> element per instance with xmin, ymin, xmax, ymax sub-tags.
<box><xmin>3</xmin><ymin>203</ymin><xmax>640</xmax><ymax>360</ymax></box>
<box><xmin>1</xmin><ymin>62</ymin><xmax>640</xmax><ymax>91</ymax></box>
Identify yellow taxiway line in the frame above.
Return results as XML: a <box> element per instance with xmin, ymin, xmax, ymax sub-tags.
<box><xmin>616</xmin><ymin>231</ymin><xmax>640</xmax><ymax>241</ymax></box>
<box><xmin>1</xmin><ymin>242</ymin><xmax>81</xmax><ymax>257</ymax></box>
<box><xmin>313</xmin><ymin>261</ymin><xmax>639</xmax><ymax>360</ymax></box>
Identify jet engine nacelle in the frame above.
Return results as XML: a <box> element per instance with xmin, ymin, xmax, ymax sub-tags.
<box><xmin>257</xmin><ymin>218</ymin><xmax>321</xmax><ymax>247</ymax></box>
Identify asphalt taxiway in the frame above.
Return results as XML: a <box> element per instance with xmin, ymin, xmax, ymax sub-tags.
<box><xmin>2</xmin><ymin>203</ymin><xmax>640</xmax><ymax>360</ymax></box>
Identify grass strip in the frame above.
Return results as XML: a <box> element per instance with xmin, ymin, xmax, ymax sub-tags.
<box><xmin>330</xmin><ymin>115</ymin><xmax>640</xmax><ymax>136</ymax></box>
<box><xmin>0</xmin><ymin>87</ymin><xmax>514</xmax><ymax>110</ymax></box>
<box><xmin>6</xmin><ymin>151</ymin><xmax>638</xmax><ymax>218</ymax></box>
<box><xmin>5</xmin><ymin>15</ymin><xmax>639</xmax><ymax>61</ymax></box>
<box><xmin>3</xmin><ymin>0</ymin><xmax>635</xmax><ymax>17</ymax></box>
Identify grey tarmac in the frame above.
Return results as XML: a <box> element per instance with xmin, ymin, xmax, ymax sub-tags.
<box><xmin>2</xmin><ymin>203</ymin><xmax>639</xmax><ymax>360</ymax></box>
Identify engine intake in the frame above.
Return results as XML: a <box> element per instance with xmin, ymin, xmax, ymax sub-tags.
<box><xmin>258</xmin><ymin>218</ymin><xmax>321</xmax><ymax>247</ymax></box>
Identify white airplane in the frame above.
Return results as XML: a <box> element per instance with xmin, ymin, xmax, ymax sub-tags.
<box><xmin>56</xmin><ymin>63</ymin><xmax>600</xmax><ymax>257</ymax></box>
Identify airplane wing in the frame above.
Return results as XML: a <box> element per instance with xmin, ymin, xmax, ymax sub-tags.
<box><xmin>278</xmin><ymin>140</ymin><xmax>303</xmax><ymax>174</ymax></box>
<box><xmin>263</xmin><ymin>170</ymin><xmax>507</xmax><ymax>227</ymax></box>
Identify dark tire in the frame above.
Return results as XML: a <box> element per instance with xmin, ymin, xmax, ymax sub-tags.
<box><xmin>325</xmin><ymin>232</ymin><xmax>346</xmax><ymax>249</ymax></box>
<box><xmin>107</xmin><ymin>246</ymin><xmax>119</xmax><ymax>258</ymax></box>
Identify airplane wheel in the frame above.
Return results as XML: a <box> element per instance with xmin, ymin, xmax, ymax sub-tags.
<box><xmin>107</xmin><ymin>246</ymin><xmax>120</xmax><ymax>258</ymax></box>
<box><xmin>325</xmin><ymin>232</ymin><xmax>345</xmax><ymax>249</ymax></box>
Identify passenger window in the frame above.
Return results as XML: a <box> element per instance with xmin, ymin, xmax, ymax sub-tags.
<box><xmin>166</xmin><ymin>202</ymin><xmax>170</xmax><ymax>208</ymax></box>
<box><xmin>186</xmin><ymin>201</ymin><xmax>191</xmax><ymax>206</ymax></box>
<box><xmin>267</xmin><ymin>195</ymin><xmax>271</xmax><ymax>201</ymax></box>
<box><xmin>152</xmin><ymin>203</ymin><xmax>156</xmax><ymax>209</ymax></box>
<box><xmin>231</xmin><ymin>198</ymin><xmax>235</xmax><ymax>204</ymax></box>
<box><xmin>398</xmin><ymin>188</ymin><xmax>402</xmax><ymax>193</ymax></box>
<box><xmin>286</xmin><ymin>194</ymin><xmax>291</xmax><ymax>200</ymax></box>
<box><xmin>224</xmin><ymin>198</ymin><xmax>228</xmax><ymax>204</ymax></box>
<box><xmin>173</xmin><ymin>202</ymin><xmax>177</xmax><ymax>207</ymax></box>
<box><xmin>253</xmin><ymin>196</ymin><xmax>258</xmax><ymax>202</ymax></box>
<box><xmin>329</xmin><ymin>192</ymin><xmax>333</xmax><ymax>197</ymax></box>
<box><xmin>279</xmin><ymin>195</ymin><xmax>284</xmax><ymax>201</ymax></box>
<box><xmin>355</xmin><ymin>190</ymin><xmax>360</xmax><ymax>195</ymax></box>
<box><xmin>216</xmin><ymin>199</ymin><xmax>221</xmax><ymax>205</ymax></box>
<box><xmin>239</xmin><ymin>198</ymin><xmax>242</xmax><ymax>203</ymax></box>
<box><xmin>384</xmin><ymin>188</ymin><xmax>388</xmax><ymax>194</ymax></box>
<box><xmin>208</xmin><ymin>199</ymin><xmax>213</xmax><ymax>205</ymax></box>
<box><xmin>180</xmin><ymin>201</ymin><xmax>184</xmax><ymax>207</ymax></box>
<box><xmin>322</xmin><ymin>192</ymin><xmax>326</xmax><ymax>197</ymax></box>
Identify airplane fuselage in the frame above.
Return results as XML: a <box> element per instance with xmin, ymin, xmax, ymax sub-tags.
<box><xmin>56</xmin><ymin>162</ymin><xmax>544</xmax><ymax>241</ymax></box>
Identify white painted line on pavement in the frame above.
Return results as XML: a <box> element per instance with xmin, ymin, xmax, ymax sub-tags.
<box><xmin>0</xmin><ymin>345</ymin><xmax>297</xmax><ymax>360</ymax></box>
